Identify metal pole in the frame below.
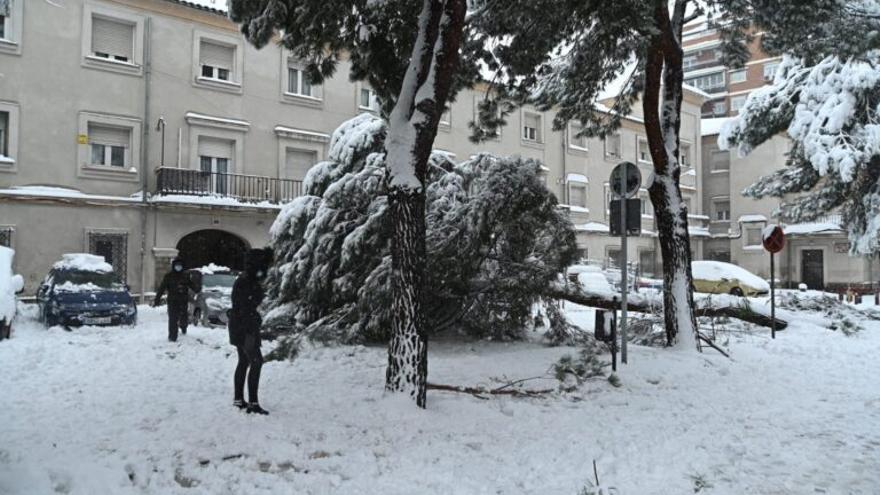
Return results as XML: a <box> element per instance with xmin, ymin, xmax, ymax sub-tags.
<box><xmin>770</xmin><ymin>251</ymin><xmax>776</xmax><ymax>339</ymax></box>
<box><xmin>621</xmin><ymin>197</ymin><xmax>628</xmax><ymax>363</ymax></box>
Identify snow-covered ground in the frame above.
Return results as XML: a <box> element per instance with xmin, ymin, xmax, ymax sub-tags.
<box><xmin>1</xmin><ymin>303</ymin><xmax>879</xmax><ymax>494</ymax></box>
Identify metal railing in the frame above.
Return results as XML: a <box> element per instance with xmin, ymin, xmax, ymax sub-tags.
<box><xmin>155</xmin><ymin>167</ymin><xmax>303</xmax><ymax>204</ymax></box>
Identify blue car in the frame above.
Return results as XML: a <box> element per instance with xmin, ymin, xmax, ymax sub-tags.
<box><xmin>37</xmin><ymin>254</ymin><xmax>137</xmax><ymax>328</ymax></box>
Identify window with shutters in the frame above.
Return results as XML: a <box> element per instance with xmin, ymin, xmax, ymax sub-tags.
<box><xmin>711</xmin><ymin>149</ymin><xmax>730</xmax><ymax>172</ymax></box>
<box><xmin>712</xmin><ymin>199</ymin><xmax>730</xmax><ymax>222</ymax></box>
<box><xmin>0</xmin><ymin>0</ymin><xmax>23</xmax><ymax>55</ymax></box>
<box><xmin>88</xmin><ymin>231</ymin><xmax>128</xmax><ymax>283</ymax></box>
<box><xmin>78</xmin><ymin>112</ymin><xmax>141</xmax><ymax>179</ymax></box>
<box><xmin>81</xmin><ymin>6</ymin><xmax>143</xmax><ymax>74</ymax></box>
<box><xmin>522</xmin><ymin>111</ymin><xmax>542</xmax><ymax>143</ymax></box>
<box><xmin>359</xmin><ymin>87</ymin><xmax>379</xmax><ymax>111</ymax></box>
<box><xmin>637</xmin><ymin>137</ymin><xmax>652</xmax><ymax>163</ymax></box>
<box><xmin>0</xmin><ymin>111</ymin><xmax>9</xmax><ymax>158</ymax></box>
<box><xmin>604</xmin><ymin>133</ymin><xmax>621</xmax><ymax>159</ymax></box>
<box><xmin>745</xmin><ymin>227</ymin><xmax>762</xmax><ymax>247</ymax></box>
<box><xmin>731</xmin><ymin>95</ymin><xmax>747</xmax><ymax>113</ymax></box>
<box><xmin>91</xmin><ymin>16</ymin><xmax>134</xmax><ymax>63</ymax></box>
<box><xmin>569</xmin><ymin>122</ymin><xmax>588</xmax><ymax>151</ymax></box>
<box><xmin>439</xmin><ymin>105</ymin><xmax>452</xmax><ymax>126</ymax></box>
<box><xmin>193</xmin><ymin>31</ymin><xmax>243</xmax><ymax>92</ymax></box>
<box><xmin>198</xmin><ymin>136</ymin><xmax>234</xmax><ymax>195</ymax></box>
<box><xmin>88</xmin><ymin>124</ymin><xmax>130</xmax><ymax>168</ymax></box>
<box><xmin>200</xmin><ymin>41</ymin><xmax>234</xmax><ymax>81</ymax></box>
<box><xmin>568</xmin><ymin>184</ymin><xmax>587</xmax><ymax>208</ymax></box>
<box><xmin>285</xmin><ymin>148</ymin><xmax>317</xmax><ymax>181</ymax></box>
<box><xmin>0</xmin><ymin>226</ymin><xmax>13</xmax><ymax>248</ymax></box>
<box><xmin>680</xmin><ymin>142</ymin><xmax>692</xmax><ymax>168</ymax></box>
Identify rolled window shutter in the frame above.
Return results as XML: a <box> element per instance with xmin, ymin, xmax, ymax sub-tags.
<box><xmin>285</xmin><ymin>149</ymin><xmax>316</xmax><ymax>180</ymax></box>
<box><xmin>89</xmin><ymin>124</ymin><xmax>130</xmax><ymax>147</ymax></box>
<box><xmin>200</xmin><ymin>41</ymin><xmax>234</xmax><ymax>70</ymax></box>
<box><xmin>198</xmin><ymin>137</ymin><xmax>233</xmax><ymax>160</ymax></box>
<box><xmin>92</xmin><ymin>17</ymin><xmax>134</xmax><ymax>60</ymax></box>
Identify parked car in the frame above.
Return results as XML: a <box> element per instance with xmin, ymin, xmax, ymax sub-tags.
<box><xmin>692</xmin><ymin>260</ymin><xmax>770</xmax><ymax>297</ymax></box>
<box><xmin>37</xmin><ymin>253</ymin><xmax>137</xmax><ymax>327</ymax></box>
<box><xmin>1</xmin><ymin>246</ymin><xmax>25</xmax><ymax>340</ymax></box>
<box><xmin>186</xmin><ymin>264</ymin><xmax>237</xmax><ymax>327</ymax></box>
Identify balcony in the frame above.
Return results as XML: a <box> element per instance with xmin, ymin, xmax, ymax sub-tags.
<box><xmin>155</xmin><ymin>167</ymin><xmax>303</xmax><ymax>205</ymax></box>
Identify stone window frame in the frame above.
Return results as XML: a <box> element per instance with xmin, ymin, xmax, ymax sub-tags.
<box><xmin>568</xmin><ymin>121</ymin><xmax>589</xmax><ymax>152</ymax></box>
<box><xmin>186</xmin><ymin>113</ymin><xmax>249</xmax><ymax>176</ymax></box>
<box><xmin>274</xmin><ymin>126</ymin><xmax>329</xmax><ymax>197</ymax></box>
<box><xmin>0</xmin><ymin>100</ymin><xmax>20</xmax><ymax>173</ymax></box>
<box><xmin>0</xmin><ymin>0</ymin><xmax>24</xmax><ymax>55</ymax></box>
<box><xmin>192</xmin><ymin>29</ymin><xmax>245</xmax><ymax>94</ymax></box>
<box><xmin>77</xmin><ymin>111</ymin><xmax>142</xmax><ymax>182</ymax></box>
<box><xmin>521</xmin><ymin>109</ymin><xmax>544</xmax><ymax>146</ymax></box>
<box><xmin>81</xmin><ymin>2</ymin><xmax>145</xmax><ymax>76</ymax></box>
<box><xmin>280</xmin><ymin>51</ymin><xmax>324</xmax><ymax>107</ymax></box>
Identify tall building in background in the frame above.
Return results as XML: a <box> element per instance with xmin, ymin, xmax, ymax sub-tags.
<box><xmin>686</xmin><ymin>18</ymin><xmax>878</xmax><ymax>291</ymax></box>
<box><xmin>682</xmin><ymin>19</ymin><xmax>780</xmax><ymax>118</ymax></box>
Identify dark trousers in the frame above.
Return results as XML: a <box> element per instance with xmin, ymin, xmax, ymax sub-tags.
<box><xmin>234</xmin><ymin>335</ymin><xmax>263</xmax><ymax>404</ymax></box>
<box><xmin>167</xmin><ymin>302</ymin><xmax>188</xmax><ymax>341</ymax></box>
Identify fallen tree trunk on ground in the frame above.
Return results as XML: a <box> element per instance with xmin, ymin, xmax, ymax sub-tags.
<box><xmin>426</xmin><ymin>382</ymin><xmax>555</xmax><ymax>399</ymax></box>
<box><xmin>548</xmin><ymin>284</ymin><xmax>788</xmax><ymax>330</ymax></box>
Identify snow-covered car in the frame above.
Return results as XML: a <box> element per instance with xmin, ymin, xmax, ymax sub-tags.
<box><xmin>692</xmin><ymin>260</ymin><xmax>770</xmax><ymax>297</ymax></box>
<box><xmin>186</xmin><ymin>264</ymin><xmax>237</xmax><ymax>326</ymax></box>
<box><xmin>37</xmin><ymin>254</ymin><xmax>137</xmax><ymax>328</ymax></box>
<box><xmin>0</xmin><ymin>246</ymin><xmax>25</xmax><ymax>340</ymax></box>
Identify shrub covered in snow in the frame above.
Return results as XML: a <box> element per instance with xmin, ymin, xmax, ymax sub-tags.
<box><xmin>263</xmin><ymin>115</ymin><xmax>577</xmax><ymax>353</ymax></box>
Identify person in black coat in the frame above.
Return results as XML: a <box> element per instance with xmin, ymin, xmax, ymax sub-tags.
<box><xmin>153</xmin><ymin>257</ymin><xmax>199</xmax><ymax>342</ymax></box>
<box><xmin>229</xmin><ymin>248</ymin><xmax>272</xmax><ymax>415</ymax></box>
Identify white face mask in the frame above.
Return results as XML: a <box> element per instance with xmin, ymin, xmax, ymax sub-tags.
<box><xmin>173</xmin><ymin>265</ymin><xmax>183</xmax><ymax>272</ymax></box>
<box><xmin>256</xmin><ymin>270</ymin><xmax>265</xmax><ymax>278</ymax></box>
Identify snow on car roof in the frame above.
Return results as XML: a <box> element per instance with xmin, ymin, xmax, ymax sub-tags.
<box><xmin>53</xmin><ymin>253</ymin><xmax>114</xmax><ymax>273</ymax></box>
<box><xmin>692</xmin><ymin>261</ymin><xmax>769</xmax><ymax>291</ymax></box>
<box><xmin>196</xmin><ymin>263</ymin><xmax>234</xmax><ymax>274</ymax></box>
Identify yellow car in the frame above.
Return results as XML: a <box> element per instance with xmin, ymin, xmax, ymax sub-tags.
<box><xmin>692</xmin><ymin>261</ymin><xmax>770</xmax><ymax>297</ymax></box>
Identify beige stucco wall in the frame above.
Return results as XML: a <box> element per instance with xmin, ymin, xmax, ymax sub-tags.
<box><xmin>1</xmin><ymin>0</ymin><xmax>711</xmax><ymax>295</ymax></box>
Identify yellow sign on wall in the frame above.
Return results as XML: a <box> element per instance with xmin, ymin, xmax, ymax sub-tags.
<box><xmin>77</xmin><ymin>134</ymin><xmax>89</xmax><ymax>145</ymax></box>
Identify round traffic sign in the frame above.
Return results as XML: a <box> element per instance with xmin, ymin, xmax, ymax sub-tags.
<box><xmin>610</xmin><ymin>161</ymin><xmax>642</xmax><ymax>199</ymax></box>
<box><xmin>762</xmin><ymin>224</ymin><xmax>785</xmax><ymax>254</ymax></box>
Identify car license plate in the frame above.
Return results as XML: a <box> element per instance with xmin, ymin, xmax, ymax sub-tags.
<box><xmin>83</xmin><ymin>317</ymin><xmax>112</xmax><ymax>325</ymax></box>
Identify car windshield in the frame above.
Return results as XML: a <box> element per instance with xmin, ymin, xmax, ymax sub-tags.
<box><xmin>54</xmin><ymin>269</ymin><xmax>124</xmax><ymax>291</ymax></box>
<box><xmin>202</xmin><ymin>273</ymin><xmax>236</xmax><ymax>289</ymax></box>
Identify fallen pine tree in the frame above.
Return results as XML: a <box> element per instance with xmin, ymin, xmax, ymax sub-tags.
<box><xmin>547</xmin><ymin>283</ymin><xmax>789</xmax><ymax>331</ymax></box>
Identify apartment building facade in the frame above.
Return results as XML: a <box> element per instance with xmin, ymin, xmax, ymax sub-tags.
<box><xmin>682</xmin><ymin>18</ymin><xmax>877</xmax><ymax>291</ymax></box>
<box><xmin>0</xmin><ymin>0</ymin><xmax>706</xmax><ymax>295</ymax></box>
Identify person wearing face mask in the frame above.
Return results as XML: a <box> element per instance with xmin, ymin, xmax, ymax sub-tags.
<box><xmin>228</xmin><ymin>248</ymin><xmax>273</xmax><ymax>415</ymax></box>
<box><xmin>153</xmin><ymin>257</ymin><xmax>199</xmax><ymax>342</ymax></box>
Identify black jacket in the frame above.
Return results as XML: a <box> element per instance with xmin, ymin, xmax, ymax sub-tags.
<box><xmin>228</xmin><ymin>272</ymin><xmax>264</xmax><ymax>346</ymax></box>
<box><xmin>155</xmin><ymin>270</ymin><xmax>198</xmax><ymax>306</ymax></box>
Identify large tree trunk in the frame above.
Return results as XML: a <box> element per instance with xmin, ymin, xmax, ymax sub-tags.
<box><xmin>642</xmin><ymin>0</ymin><xmax>699</xmax><ymax>350</ymax></box>
<box><xmin>384</xmin><ymin>0</ymin><xmax>467</xmax><ymax>408</ymax></box>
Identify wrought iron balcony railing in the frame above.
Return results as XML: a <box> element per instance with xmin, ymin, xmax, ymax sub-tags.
<box><xmin>155</xmin><ymin>167</ymin><xmax>303</xmax><ymax>205</ymax></box>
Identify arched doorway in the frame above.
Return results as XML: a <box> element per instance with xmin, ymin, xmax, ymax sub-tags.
<box><xmin>176</xmin><ymin>230</ymin><xmax>249</xmax><ymax>271</ymax></box>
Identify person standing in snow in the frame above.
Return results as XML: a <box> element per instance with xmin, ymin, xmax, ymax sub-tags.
<box><xmin>153</xmin><ymin>257</ymin><xmax>199</xmax><ymax>342</ymax></box>
<box><xmin>229</xmin><ymin>248</ymin><xmax>272</xmax><ymax>415</ymax></box>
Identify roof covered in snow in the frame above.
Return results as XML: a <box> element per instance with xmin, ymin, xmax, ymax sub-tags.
<box><xmin>575</xmin><ymin>222</ymin><xmax>610</xmax><ymax>233</ymax></box>
<box><xmin>739</xmin><ymin>214</ymin><xmax>767</xmax><ymax>223</ymax></box>
<box><xmin>53</xmin><ymin>254</ymin><xmax>114</xmax><ymax>273</ymax></box>
<box><xmin>167</xmin><ymin>0</ymin><xmax>228</xmax><ymax>14</ymax></box>
<box><xmin>784</xmin><ymin>222</ymin><xmax>844</xmax><ymax>236</ymax></box>
<box><xmin>702</xmin><ymin>117</ymin><xmax>734</xmax><ymax>136</ymax></box>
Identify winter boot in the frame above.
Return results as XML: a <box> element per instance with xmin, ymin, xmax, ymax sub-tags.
<box><xmin>233</xmin><ymin>399</ymin><xmax>247</xmax><ymax>410</ymax></box>
<box><xmin>246</xmin><ymin>403</ymin><xmax>269</xmax><ymax>415</ymax></box>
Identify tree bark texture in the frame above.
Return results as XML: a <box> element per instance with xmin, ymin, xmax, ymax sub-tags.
<box><xmin>384</xmin><ymin>0</ymin><xmax>467</xmax><ymax>408</ymax></box>
<box><xmin>642</xmin><ymin>0</ymin><xmax>699</xmax><ymax>350</ymax></box>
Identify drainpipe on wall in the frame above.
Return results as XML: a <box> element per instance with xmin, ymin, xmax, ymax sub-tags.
<box><xmin>561</xmin><ymin>126</ymin><xmax>568</xmax><ymax>206</ymax></box>
<box><xmin>139</xmin><ymin>17</ymin><xmax>152</xmax><ymax>304</ymax></box>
